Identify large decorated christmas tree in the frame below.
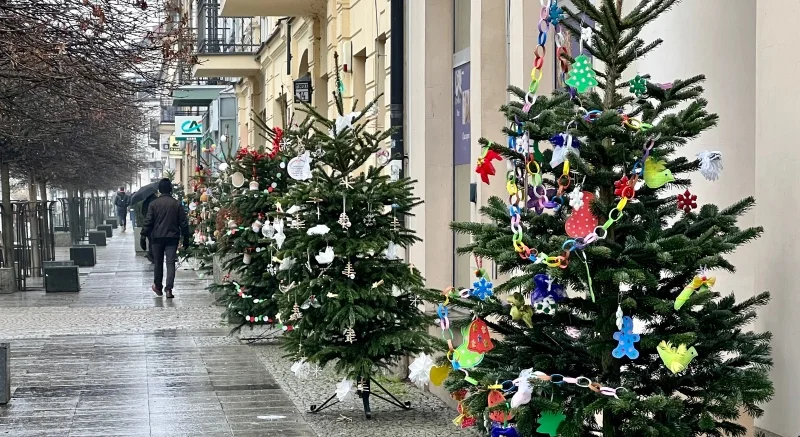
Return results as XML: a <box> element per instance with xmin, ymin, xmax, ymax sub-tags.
<box><xmin>209</xmin><ymin>120</ymin><xmax>296</xmax><ymax>330</ymax></box>
<box><xmin>432</xmin><ymin>1</ymin><xmax>774</xmax><ymax>436</ymax></box>
<box><xmin>275</xmin><ymin>61</ymin><xmax>437</xmax><ymax>397</ymax></box>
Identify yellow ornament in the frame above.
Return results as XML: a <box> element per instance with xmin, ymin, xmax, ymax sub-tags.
<box><xmin>199</xmin><ymin>192</ymin><xmax>209</xmax><ymax>202</ymax></box>
<box><xmin>657</xmin><ymin>341</ymin><xmax>698</xmax><ymax>374</ymax></box>
<box><xmin>429</xmin><ymin>365</ymin><xmax>450</xmax><ymax>386</ymax></box>
<box><xmin>643</xmin><ymin>157</ymin><xmax>674</xmax><ymax>188</ymax></box>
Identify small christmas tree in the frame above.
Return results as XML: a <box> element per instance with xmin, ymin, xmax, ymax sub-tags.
<box><xmin>276</xmin><ymin>57</ymin><xmax>437</xmax><ymax>393</ymax></box>
<box><xmin>209</xmin><ymin>120</ymin><xmax>296</xmax><ymax>330</ymax></box>
<box><xmin>436</xmin><ymin>1</ymin><xmax>773</xmax><ymax>436</ymax></box>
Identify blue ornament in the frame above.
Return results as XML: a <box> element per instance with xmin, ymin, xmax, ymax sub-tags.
<box><xmin>471</xmin><ymin>277</ymin><xmax>494</xmax><ymax>301</ymax></box>
<box><xmin>548</xmin><ymin>2</ymin><xmax>564</xmax><ymax>25</ymax></box>
<box><xmin>612</xmin><ymin>316</ymin><xmax>640</xmax><ymax>359</ymax></box>
<box><xmin>548</xmin><ymin>133</ymin><xmax>582</xmax><ymax>149</ymax></box>
<box><xmin>531</xmin><ymin>274</ymin><xmax>567</xmax><ymax>303</ymax></box>
<box><xmin>491</xmin><ymin>423</ymin><xmax>520</xmax><ymax>437</ymax></box>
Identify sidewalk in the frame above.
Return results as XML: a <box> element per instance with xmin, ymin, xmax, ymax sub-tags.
<box><xmin>0</xmin><ymin>229</ymin><xmax>466</xmax><ymax>437</ymax></box>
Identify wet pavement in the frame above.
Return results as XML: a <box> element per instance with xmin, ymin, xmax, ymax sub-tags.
<box><xmin>0</xmin><ymin>230</ymin><xmax>315</xmax><ymax>436</ymax></box>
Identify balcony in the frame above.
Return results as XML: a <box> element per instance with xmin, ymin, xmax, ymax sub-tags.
<box><xmin>193</xmin><ymin>0</ymin><xmax>261</xmax><ymax>78</ymax></box>
<box><xmin>220</xmin><ymin>0</ymin><xmax>324</xmax><ymax>17</ymax></box>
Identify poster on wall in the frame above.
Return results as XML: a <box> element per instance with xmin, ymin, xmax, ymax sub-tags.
<box><xmin>453</xmin><ymin>62</ymin><xmax>471</xmax><ymax>166</ymax></box>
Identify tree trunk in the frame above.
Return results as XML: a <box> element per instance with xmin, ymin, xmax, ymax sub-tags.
<box><xmin>27</xmin><ymin>174</ymin><xmax>41</xmax><ymax>277</ymax></box>
<box><xmin>69</xmin><ymin>188</ymin><xmax>80</xmax><ymax>245</ymax></box>
<box><xmin>0</xmin><ymin>160</ymin><xmax>16</xmax><ymax>285</ymax></box>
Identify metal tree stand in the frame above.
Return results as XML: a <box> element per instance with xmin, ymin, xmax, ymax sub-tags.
<box><xmin>309</xmin><ymin>376</ymin><xmax>412</xmax><ymax>419</ymax></box>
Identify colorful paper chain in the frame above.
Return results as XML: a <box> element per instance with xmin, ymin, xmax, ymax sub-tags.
<box><xmin>489</xmin><ymin>371</ymin><xmax>628</xmax><ymax>399</ymax></box>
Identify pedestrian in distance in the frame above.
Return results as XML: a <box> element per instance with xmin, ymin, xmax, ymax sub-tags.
<box><xmin>113</xmin><ymin>187</ymin><xmax>130</xmax><ymax>232</ymax></box>
<box><xmin>141</xmin><ymin>178</ymin><xmax>191</xmax><ymax>299</ymax></box>
<box><xmin>141</xmin><ymin>192</ymin><xmax>158</xmax><ymax>264</ymax></box>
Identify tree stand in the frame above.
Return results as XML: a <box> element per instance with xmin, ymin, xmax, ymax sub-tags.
<box><xmin>309</xmin><ymin>376</ymin><xmax>412</xmax><ymax>419</ymax></box>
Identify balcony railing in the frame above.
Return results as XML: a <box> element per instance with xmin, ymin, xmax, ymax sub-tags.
<box><xmin>196</xmin><ymin>0</ymin><xmax>260</xmax><ymax>54</ymax></box>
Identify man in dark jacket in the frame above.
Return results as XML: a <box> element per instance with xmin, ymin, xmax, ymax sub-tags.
<box><xmin>141</xmin><ymin>192</ymin><xmax>158</xmax><ymax>264</ymax></box>
<box><xmin>141</xmin><ymin>179</ymin><xmax>190</xmax><ymax>298</ymax></box>
<box><xmin>114</xmin><ymin>187</ymin><xmax>130</xmax><ymax>231</ymax></box>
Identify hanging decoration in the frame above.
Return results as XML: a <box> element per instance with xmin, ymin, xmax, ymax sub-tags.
<box><xmin>475</xmin><ymin>145</ymin><xmax>503</xmax><ymax>184</ymax></box>
<box><xmin>287</xmin><ymin>151</ymin><xmax>313</xmax><ymax>181</ymax></box>
<box><xmin>335</xmin><ymin>377</ymin><xmax>354</xmax><ymax>401</ymax></box>
<box><xmin>629</xmin><ymin>74</ymin><xmax>648</xmax><ymax>97</ymax></box>
<box><xmin>342</xmin><ymin>261</ymin><xmax>356</xmax><ymax>279</ymax></box>
<box><xmin>533</xmin><ymin>296</ymin><xmax>556</xmax><ymax>315</ymax></box>
<box><xmin>675</xmin><ymin>270</ymin><xmax>715</xmax><ymax>310</ymax></box>
<box><xmin>466</xmin><ymin>318</ymin><xmax>494</xmax><ymax>353</ymax></box>
<box><xmin>344</xmin><ymin>327</ymin><xmax>357</xmax><ymax>343</ymax></box>
<box><xmin>307</xmin><ymin>224</ymin><xmax>330</xmax><ymax>236</ymax></box>
<box><xmin>507</xmin><ymin>293</ymin><xmax>533</xmax><ymax>328</ymax></box>
<box><xmin>657</xmin><ymin>341</ymin><xmax>698</xmax><ymax>374</ymax></box>
<box><xmin>676</xmin><ymin>189</ymin><xmax>698</xmax><ymax>213</ymax></box>
<box><xmin>564</xmin><ymin>191</ymin><xmax>599</xmax><ymax>238</ymax></box>
<box><xmin>487</xmin><ymin>389</ymin><xmax>513</xmax><ymax>422</ymax></box>
<box><xmin>697</xmin><ymin>150</ymin><xmax>723</xmax><ymax>181</ymax></box>
<box><xmin>272</xmin><ymin>218</ymin><xmax>286</xmax><ymax>248</ymax></box>
<box><xmin>565</xmin><ymin>54</ymin><xmax>598</xmax><ymax>93</ymax></box>
<box><xmin>531</xmin><ymin>274</ymin><xmax>567</xmax><ymax>303</ymax></box>
<box><xmin>549</xmin><ymin>133</ymin><xmax>581</xmax><ymax>168</ymax></box>
<box><xmin>315</xmin><ymin>246</ymin><xmax>335</xmax><ymax>264</ymax></box>
<box><xmin>536</xmin><ymin>411</ymin><xmax>566</xmax><ymax>437</ymax></box>
<box><xmin>408</xmin><ymin>353</ymin><xmax>435</xmax><ymax>388</ymax></box>
<box><xmin>611</xmin><ymin>316</ymin><xmax>640</xmax><ymax>359</ymax></box>
<box><xmin>643</xmin><ymin>157</ymin><xmax>675</xmax><ymax>188</ymax></box>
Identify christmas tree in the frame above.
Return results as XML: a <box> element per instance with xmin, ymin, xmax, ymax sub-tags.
<box><xmin>209</xmin><ymin>120</ymin><xmax>295</xmax><ymax>330</ymax></box>
<box><xmin>437</xmin><ymin>1</ymin><xmax>773</xmax><ymax>436</ymax></box>
<box><xmin>276</xmin><ymin>61</ymin><xmax>437</xmax><ymax>384</ymax></box>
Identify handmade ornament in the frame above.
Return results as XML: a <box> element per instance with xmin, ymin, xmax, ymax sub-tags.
<box><xmin>261</xmin><ymin>221</ymin><xmax>275</xmax><ymax>238</ymax></box>
<box><xmin>335</xmin><ymin>378</ymin><xmax>354</xmax><ymax>401</ymax></box>
<box><xmin>306</xmin><ymin>224</ymin><xmax>330</xmax><ymax>236</ymax></box>
<box><xmin>675</xmin><ymin>271</ymin><xmax>715</xmax><ymax>310</ymax></box>
<box><xmin>527</xmin><ymin>186</ymin><xmax>558</xmax><ymax>214</ymax></box>
<box><xmin>384</xmin><ymin>242</ymin><xmax>400</xmax><ymax>260</ymax></box>
<box><xmin>332</xmin><ymin>111</ymin><xmax>360</xmax><ymax>135</ymax></box>
<box><xmin>315</xmin><ymin>246</ymin><xmax>334</xmax><ymax>264</ymax></box>
<box><xmin>564</xmin><ymin>190</ymin><xmax>599</xmax><ymax>239</ymax></box>
<box><xmin>230</xmin><ymin>172</ymin><xmax>245</xmax><ymax>188</ymax></box>
<box><xmin>272</xmin><ymin>219</ymin><xmax>285</xmax><ymax>248</ymax></box>
<box><xmin>657</xmin><ymin>341</ymin><xmax>698</xmax><ymax>374</ymax></box>
<box><xmin>565</xmin><ymin>327</ymin><xmax>581</xmax><ymax>339</ymax></box>
<box><xmin>248</xmin><ymin>180</ymin><xmax>259</xmax><ymax>191</ymax></box>
<box><xmin>697</xmin><ymin>150</ymin><xmax>723</xmax><ymax>181</ymax></box>
<box><xmin>471</xmin><ymin>277</ymin><xmax>494</xmax><ymax>301</ymax></box>
<box><xmin>408</xmin><ymin>353</ymin><xmax>434</xmax><ymax>388</ymax></box>
<box><xmin>338</xmin><ymin>212</ymin><xmax>351</xmax><ymax>229</ymax></box>
<box><xmin>286</xmin><ymin>205</ymin><xmax>300</xmax><ymax>215</ymax></box>
<box><xmin>565</xmin><ymin>54</ymin><xmax>598</xmax><ymax>93</ymax></box>
<box><xmin>536</xmin><ymin>411</ymin><xmax>566</xmax><ymax>437</ymax></box>
<box><xmin>289</xmin><ymin>215</ymin><xmax>306</xmax><ymax>230</ymax></box>
<box><xmin>643</xmin><ymin>157</ymin><xmax>674</xmax><ymax>188</ymax></box>
<box><xmin>199</xmin><ymin>192</ymin><xmax>209</xmax><ymax>202</ymax></box>
<box><xmin>300</xmin><ymin>295</ymin><xmax>321</xmax><ymax>309</ymax></box>
<box><xmin>287</xmin><ymin>151</ymin><xmax>313</xmax><ymax>181</ymax></box>
<box><xmin>629</xmin><ymin>74</ymin><xmax>647</xmax><ymax>97</ymax></box>
<box><xmin>251</xmin><ymin>220</ymin><xmax>262</xmax><ymax>233</ymax></box>
<box><xmin>487</xmin><ymin>390</ymin><xmax>512</xmax><ymax>422</ymax></box>
<box><xmin>390</xmin><ymin>216</ymin><xmax>400</xmax><ymax>232</ymax></box>
<box><xmin>490</xmin><ymin>424</ymin><xmax>520</xmax><ymax>437</ymax></box>
<box><xmin>614</xmin><ymin>175</ymin><xmax>634</xmax><ymax>198</ymax></box>
<box><xmin>451</xmin><ymin>326</ymin><xmax>484</xmax><ymax>370</ymax></box>
<box><xmin>218</xmin><ymin>162</ymin><xmax>228</xmax><ymax>172</ymax></box>
<box><xmin>549</xmin><ymin>133</ymin><xmax>581</xmax><ymax>168</ymax></box>
<box><xmin>466</xmin><ymin>318</ymin><xmax>494</xmax><ymax>353</ymax></box>
<box><xmin>533</xmin><ymin>296</ymin><xmax>556</xmax><ymax>315</ymax></box>
<box><xmin>344</xmin><ymin>327</ymin><xmax>356</xmax><ymax>343</ymax></box>
<box><xmin>507</xmin><ymin>293</ymin><xmax>533</xmax><ymax>328</ymax></box>
<box><xmin>475</xmin><ymin>146</ymin><xmax>503</xmax><ymax>185</ymax></box>
<box><xmin>615</xmin><ymin>305</ymin><xmax>624</xmax><ymax>330</ymax></box>
<box><xmin>429</xmin><ymin>365</ymin><xmax>449</xmax><ymax>386</ymax></box>
<box><xmin>291</xmin><ymin>359</ymin><xmax>310</xmax><ymax>379</ymax></box>
<box><xmin>342</xmin><ymin>262</ymin><xmax>355</xmax><ymax>279</ymax></box>
<box><xmin>242</xmin><ymin>253</ymin><xmax>252</xmax><ymax>265</ymax></box>
<box><xmin>510</xmin><ymin>368</ymin><xmax>533</xmax><ymax>408</ymax></box>
<box><xmin>676</xmin><ymin>189</ymin><xmax>698</xmax><ymax>213</ymax></box>
<box><xmin>612</xmin><ymin>316</ymin><xmax>640</xmax><ymax>359</ymax></box>
<box><xmin>289</xmin><ymin>303</ymin><xmax>302</xmax><ymax>321</ymax></box>
<box><xmin>531</xmin><ymin>274</ymin><xmax>567</xmax><ymax>303</ymax></box>
<box><xmin>567</xmin><ymin>186</ymin><xmax>584</xmax><ymax>209</ymax></box>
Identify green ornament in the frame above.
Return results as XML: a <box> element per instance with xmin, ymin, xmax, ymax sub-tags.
<box><xmin>337</xmin><ymin>78</ymin><xmax>345</xmax><ymax>95</ymax></box>
<box><xmin>536</xmin><ymin>411</ymin><xmax>566</xmax><ymax>436</ymax></box>
<box><xmin>630</xmin><ymin>75</ymin><xmax>647</xmax><ymax>97</ymax></box>
<box><xmin>565</xmin><ymin>55</ymin><xmax>598</xmax><ymax>93</ymax></box>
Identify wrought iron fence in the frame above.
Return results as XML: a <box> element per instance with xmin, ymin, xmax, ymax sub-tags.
<box><xmin>196</xmin><ymin>0</ymin><xmax>260</xmax><ymax>54</ymax></box>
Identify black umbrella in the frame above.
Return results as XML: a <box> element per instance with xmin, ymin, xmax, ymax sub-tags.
<box><xmin>129</xmin><ymin>181</ymin><xmax>159</xmax><ymax>204</ymax></box>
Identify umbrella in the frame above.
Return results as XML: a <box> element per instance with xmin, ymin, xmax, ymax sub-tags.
<box><xmin>129</xmin><ymin>181</ymin><xmax>159</xmax><ymax>204</ymax></box>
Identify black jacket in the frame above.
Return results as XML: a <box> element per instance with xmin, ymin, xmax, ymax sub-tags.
<box><xmin>142</xmin><ymin>195</ymin><xmax>190</xmax><ymax>241</ymax></box>
<box><xmin>114</xmin><ymin>191</ymin><xmax>129</xmax><ymax>210</ymax></box>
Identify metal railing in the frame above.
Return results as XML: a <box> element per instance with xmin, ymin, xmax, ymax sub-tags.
<box><xmin>196</xmin><ymin>0</ymin><xmax>260</xmax><ymax>54</ymax></box>
<box><xmin>161</xmin><ymin>105</ymin><xmax>176</xmax><ymax>123</ymax></box>
<box><xmin>0</xmin><ymin>201</ymin><xmax>57</xmax><ymax>291</ymax></box>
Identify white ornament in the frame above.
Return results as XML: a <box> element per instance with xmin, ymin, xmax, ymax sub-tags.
<box><xmin>338</xmin><ymin>212</ymin><xmax>351</xmax><ymax>229</ymax></box>
<box><xmin>307</xmin><ymin>224</ymin><xmax>330</xmax><ymax>236</ymax></box>
<box><xmin>291</xmin><ymin>359</ymin><xmax>310</xmax><ymax>380</ymax></box>
<box><xmin>251</xmin><ymin>220</ymin><xmax>263</xmax><ymax>233</ymax></box>
<box><xmin>189</xmin><ymin>202</ymin><xmax>198</xmax><ymax>211</ymax></box>
<box><xmin>287</xmin><ymin>151</ymin><xmax>313</xmax><ymax>181</ymax></box>
<box><xmin>286</xmin><ymin>205</ymin><xmax>300</xmax><ymax>215</ymax></box>
<box><xmin>534</xmin><ymin>296</ymin><xmax>556</xmax><ymax>315</ymax></box>
<box><xmin>511</xmin><ymin>368</ymin><xmax>534</xmax><ymax>408</ymax></box>
<box><xmin>697</xmin><ymin>150</ymin><xmax>723</xmax><ymax>181</ymax></box>
<box><xmin>278</xmin><ymin>257</ymin><xmax>295</xmax><ymax>271</ymax></box>
<box><xmin>331</xmin><ymin>112</ymin><xmax>361</xmax><ymax>136</ymax></box>
<box><xmin>262</xmin><ymin>221</ymin><xmax>275</xmax><ymax>238</ymax></box>
<box><xmin>384</xmin><ymin>242</ymin><xmax>400</xmax><ymax>260</ymax></box>
<box><xmin>218</xmin><ymin>162</ymin><xmax>229</xmax><ymax>172</ymax></box>
<box><xmin>344</xmin><ymin>327</ymin><xmax>356</xmax><ymax>343</ymax></box>
<box><xmin>249</xmin><ymin>180</ymin><xmax>260</xmax><ymax>191</ymax></box>
<box><xmin>272</xmin><ymin>219</ymin><xmax>285</xmax><ymax>249</ymax></box>
<box><xmin>230</xmin><ymin>171</ymin><xmax>245</xmax><ymax>188</ymax></box>
<box><xmin>315</xmin><ymin>246</ymin><xmax>335</xmax><ymax>264</ymax></box>
<box><xmin>514</xmin><ymin>132</ymin><xmax>532</xmax><ymax>154</ymax></box>
<box><xmin>568</xmin><ymin>187</ymin><xmax>584</xmax><ymax>209</ymax></box>
<box><xmin>335</xmin><ymin>378</ymin><xmax>354</xmax><ymax>401</ymax></box>
<box><xmin>243</xmin><ymin>253</ymin><xmax>252</xmax><ymax>265</ymax></box>
<box><xmin>408</xmin><ymin>353</ymin><xmax>434</xmax><ymax>388</ymax></box>
<box><xmin>550</xmin><ymin>134</ymin><xmax>580</xmax><ymax>168</ymax></box>
<box><xmin>615</xmin><ymin>305</ymin><xmax>624</xmax><ymax>330</ymax></box>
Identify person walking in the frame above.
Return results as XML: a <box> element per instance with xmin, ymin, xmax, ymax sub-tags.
<box><xmin>141</xmin><ymin>192</ymin><xmax>158</xmax><ymax>264</ymax></box>
<box><xmin>141</xmin><ymin>179</ymin><xmax>190</xmax><ymax>298</ymax></box>
<box><xmin>113</xmin><ymin>187</ymin><xmax>130</xmax><ymax>232</ymax></box>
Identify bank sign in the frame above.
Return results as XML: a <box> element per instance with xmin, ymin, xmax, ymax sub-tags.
<box><xmin>174</xmin><ymin>116</ymin><xmax>203</xmax><ymax>139</ymax></box>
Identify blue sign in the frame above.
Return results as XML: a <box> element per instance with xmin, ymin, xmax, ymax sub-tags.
<box><xmin>453</xmin><ymin>62</ymin><xmax>471</xmax><ymax>166</ymax></box>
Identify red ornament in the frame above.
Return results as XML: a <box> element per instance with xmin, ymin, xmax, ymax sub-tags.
<box><xmin>269</xmin><ymin>127</ymin><xmax>283</xmax><ymax>159</ymax></box>
<box><xmin>475</xmin><ymin>149</ymin><xmax>502</xmax><ymax>185</ymax></box>
<box><xmin>565</xmin><ymin>191</ymin><xmax>599</xmax><ymax>238</ymax></box>
<box><xmin>676</xmin><ymin>189</ymin><xmax>697</xmax><ymax>213</ymax></box>
<box><xmin>466</xmin><ymin>318</ymin><xmax>494</xmax><ymax>353</ymax></box>
<box><xmin>487</xmin><ymin>390</ymin><xmax>513</xmax><ymax>422</ymax></box>
<box><xmin>614</xmin><ymin>175</ymin><xmax>634</xmax><ymax>198</ymax></box>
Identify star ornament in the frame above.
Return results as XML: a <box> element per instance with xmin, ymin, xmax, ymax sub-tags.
<box><xmin>536</xmin><ymin>411</ymin><xmax>566</xmax><ymax>437</ymax></box>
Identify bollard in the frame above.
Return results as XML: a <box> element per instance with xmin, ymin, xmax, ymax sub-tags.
<box><xmin>0</xmin><ymin>343</ymin><xmax>9</xmax><ymax>404</ymax></box>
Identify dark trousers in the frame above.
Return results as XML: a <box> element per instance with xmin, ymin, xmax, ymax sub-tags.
<box><xmin>151</xmin><ymin>240</ymin><xmax>178</xmax><ymax>291</ymax></box>
<box><xmin>116</xmin><ymin>208</ymin><xmax>127</xmax><ymax>227</ymax></box>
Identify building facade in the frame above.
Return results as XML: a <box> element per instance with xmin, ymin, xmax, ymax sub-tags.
<box><xmin>175</xmin><ymin>0</ymin><xmax>798</xmax><ymax>435</ymax></box>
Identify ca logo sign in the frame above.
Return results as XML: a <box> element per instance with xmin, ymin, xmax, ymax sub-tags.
<box><xmin>181</xmin><ymin>119</ymin><xmax>202</xmax><ymax>134</ymax></box>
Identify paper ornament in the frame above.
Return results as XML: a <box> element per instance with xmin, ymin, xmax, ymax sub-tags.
<box><xmin>657</xmin><ymin>341</ymin><xmax>698</xmax><ymax>374</ymax></box>
<box><xmin>475</xmin><ymin>148</ymin><xmax>502</xmax><ymax>185</ymax></box>
<box><xmin>291</xmin><ymin>359</ymin><xmax>310</xmax><ymax>379</ymax></box>
<box><xmin>306</xmin><ymin>224</ymin><xmax>330</xmax><ymax>236</ymax></box>
<box><xmin>287</xmin><ymin>151</ymin><xmax>313</xmax><ymax>181</ymax></box>
<box><xmin>286</xmin><ymin>205</ymin><xmax>300</xmax><ymax>215</ymax></box>
<box><xmin>335</xmin><ymin>378</ymin><xmax>354</xmax><ymax>401</ymax></box>
<box><xmin>567</xmin><ymin>186</ymin><xmax>584</xmax><ymax>209</ymax></box>
<box><xmin>251</xmin><ymin>220</ymin><xmax>262</xmax><ymax>233</ymax></box>
<box><xmin>675</xmin><ymin>272</ymin><xmax>715</xmax><ymax>310</ymax></box>
<box><xmin>315</xmin><ymin>246</ymin><xmax>335</xmax><ymax>264</ymax></box>
<box><xmin>676</xmin><ymin>189</ymin><xmax>698</xmax><ymax>213</ymax></box>
<box><xmin>451</xmin><ymin>326</ymin><xmax>484</xmax><ymax>370</ymax></box>
<box><xmin>533</xmin><ymin>296</ymin><xmax>556</xmax><ymax>315</ymax></box>
<box><xmin>510</xmin><ymin>368</ymin><xmax>533</xmax><ymax>408</ymax></box>
<box><xmin>429</xmin><ymin>365</ymin><xmax>449</xmax><ymax>386</ymax></box>
<box><xmin>230</xmin><ymin>172</ymin><xmax>245</xmax><ymax>188</ymax></box>
<box><xmin>643</xmin><ymin>157</ymin><xmax>674</xmax><ymax>188</ymax></box>
<box><xmin>487</xmin><ymin>390</ymin><xmax>512</xmax><ymax>422</ymax></box>
<box><xmin>408</xmin><ymin>353</ymin><xmax>434</xmax><ymax>388</ymax></box>
<box><xmin>531</xmin><ymin>274</ymin><xmax>567</xmax><ymax>303</ymax></box>
<box><xmin>549</xmin><ymin>133</ymin><xmax>581</xmax><ymax>168</ymax></box>
<box><xmin>470</xmin><ymin>277</ymin><xmax>494</xmax><ymax>301</ymax></box>
<box><xmin>384</xmin><ymin>242</ymin><xmax>400</xmax><ymax>260</ymax></box>
<box><xmin>565</xmin><ymin>191</ymin><xmax>599</xmax><ymax>238</ymax></box>
<box><xmin>272</xmin><ymin>219</ymin><xmax>285</xmax><ymax>249</ymax></box>
<box><xmin>218</xmin><ymin>163</ymin><xmax>229</xmax><ymax>172</ymax></box>
<box><xmin>612</xmin><ymin>316</ymin><xmax>640</xmax><ymax>359</ymax></box>
<box><xmin>536</xmin><ymin>411</ymin><xmax>566</xmax><ymax>437</ymax></box>
<box><xmin>490</xmin><ymin>424</ymin><xmax>520</xmax><ymax>437</ymax></box>
<box><xmin>332</xmin><ymin>112</ymin><xmax>361</xmax><ymax>135</ymax></box>
<box><xmin>278</xmin><ymin>257</ymin><xmax>295</xmax><ymax>271</ymax></box>
<box><xmin>565</xmin><ymin>54</ymin><xmax>598</xmax><ymax>93</ymax></box>
<box><xmin>466</xmin><ymin>318</ymin><xmax>494</xmax><ymax>353</ymax></box>
<box><xmin>697</xmin><ymin>150</ymin><xmax>723</xmax><ymax>181</ymax></box>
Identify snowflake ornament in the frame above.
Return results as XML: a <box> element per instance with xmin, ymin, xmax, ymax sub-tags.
<box><xmin>676</xmin><ymin>189</ymin><xmax>698</xmax><ymax>213</ymax></box>
<box><xmin>567</xmin><ymin>187</ymin><xmax>584</xmax><ymax>209</ymax></box>
<box><xmin>548</xmin><ymin>2</ymin><xmax>564</xmax><ymax>25</ymax></box>
<box><xmin>290</xmin><ymin>303</ymin><xmax>302</xmax><ymax>321</ymax></box>
<box><xmin>580</xmin><ymin>26</ymin><xmax>593</xmax><ymax>43</ymax></box>
<box><xmin>534</xmin><ymin>296</ymin><xmax>557</xmax><ymax>315</ymax></box>
<box><xmin>629</xmin><ymin>74</ymin><xmax>647</xmax><ymax>97</ymax></box>
<box><xmin>471</xmin><ymin>277</ymin><xmax>494</xmax><ymax>301</ymax></box>
<box><xmin>344</xmin><ymin>327</ymin><xmax>357</xmax><ymax>344</ymax></box>
<box><xmin>338</xmin><ymin>212</ymin><xmax>351</xmax><ymax>229</ymax></box>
